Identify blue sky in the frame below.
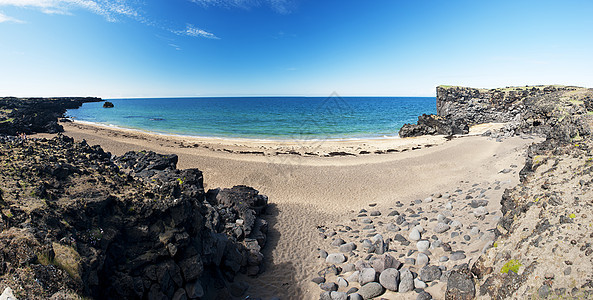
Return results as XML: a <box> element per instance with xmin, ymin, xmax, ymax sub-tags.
<box><xmin>1</xmin><ymin>0</ymin><xmax>592</xmax><ymax>98</ymax></box>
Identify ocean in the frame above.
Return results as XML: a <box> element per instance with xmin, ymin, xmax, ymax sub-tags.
<box><xmin>66</xmin><ymin>96</ymin><xmax>436</xmax><ymax>140</ymax></box>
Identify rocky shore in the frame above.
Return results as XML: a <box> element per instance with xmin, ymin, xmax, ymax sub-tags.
<box><xmin>0</xmin><ymin>98</ymin><xmax>270</xmax><ymax>299</ymax></box>
<box><xmin>310</xmin><ymin>86</ymin><xmax>593</xmax><ymax>299</ymax></box>
<box><xmin>0</xmin><ymin>97</ymin><xmax>102</xmax><ymax>136</ymax></box>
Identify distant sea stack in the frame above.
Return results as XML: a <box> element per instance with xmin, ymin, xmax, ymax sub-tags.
<box><xmin>103</xmin><ymin>101</ymin><xmax>114</xmax><ymax>108</ymax></box>
<box><xmin>399</xmin><ymin>85</ymin><xmax>593</xmax><ymax>138</ymax></box>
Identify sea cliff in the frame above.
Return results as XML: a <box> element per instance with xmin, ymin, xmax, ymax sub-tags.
<box><xmin>400</xmin><ymin>85</ymin><xmax>592</xmax><ymax>139</ymax></box>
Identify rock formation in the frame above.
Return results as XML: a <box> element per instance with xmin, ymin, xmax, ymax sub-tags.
<box><xmin>399</xmin><ymin>85</ymin><xmax>593</xmax><ymax>138</ymax></box>
<box><xmin>0</xmin><ymin>135</ymin><xmax>269</xmax><ymax>299</ymax></box>
<box><xmin>431</xmin><ymin>85</ymin><xmax>593</xmax><ymax>298</ymax></box>
<box><xmin>0</xmin><ymin>97</ymin><xmax>102</xmax><ymax>135</ymax></box>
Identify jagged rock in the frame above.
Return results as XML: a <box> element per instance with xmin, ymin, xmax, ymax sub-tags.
<box><xmin>320</xmin><ymin>282</ymin><xmax>338</xmax><ymax>292</ymax></box>
<box><xmin>370</xmin><ymin>254</ymin><xmax>400</xmax><ymax>273</ymax></box>
<box><xmin>419</xmin><ymin>265</ymin><xmax>442</xmax><ymax>282</ymax></box>
<box><xmin>102</xmin><ymin>101</ymin><xmax>114</xmax><ymax>108</ymax></box>
<box><xmin>0</xmin><ymin>136</ymin><xmax>269</xmax><ymax>299</ymax></box>
<box><xmin>399</xmin><ymin>114</ymin><xmax>467</xmax><ymax>137</ymax></box>
<box><xmin>445</xmin><ymin>265</ymin><xmax>475</xmax><ymax>300</ymax></box>
<box><xmin>0</xmin><ymin>97</ymin><xmax>101</xmax><ymax>135</ymax></box>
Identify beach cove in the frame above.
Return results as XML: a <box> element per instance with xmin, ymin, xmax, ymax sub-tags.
<box><xmin>2</xmin><ymin>85</ymin><xmax>593</xmax><ymax>299</ymax></box>
<box><xmin>35</xmin><ymin>120</ymin><xmax>538</xmax><ymax>299</ymax></box>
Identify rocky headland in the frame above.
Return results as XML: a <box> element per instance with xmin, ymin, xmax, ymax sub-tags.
<box><xmin>0</xmin><ymin>98</ymin><xmax>269</xmax><ymax>299</ymax></box>
<box><xmin>0</xmin><ymin>97</ymin><xmax>102</xmax><ymax>136</ymax></box>
<box><xmin>310</xmin><ymin>85</ymin><xmax>593</xmax><ymax>299</ymax></box>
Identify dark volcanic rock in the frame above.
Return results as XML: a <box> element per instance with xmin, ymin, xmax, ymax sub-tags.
<box><xmin>445</xmin><ymin>265</ymin><xmax>475</xmax><ymax>300</ymax></box>
<box><xmin>0</xmin><ymin>97</ymin><xmax>101</xmax><ymax>135</ymax></box>
<box><xmin>399</xmin><ymin>114</ymin><xmax>468</xmax><ymax>138</ymax></box>
<box><xmin>103</xmin><ymin>101</ymin><xmax>114</xmax><ymax>108</ymax></box>
<box><xmin>400</xmin><ymin>85</ymin><xmax>593</xmax><ymax>139</ymax></box>
<box><xmin>0</xmin><ymin>135</ymin><xmax>269</xmax><ymax>299</ymax></box>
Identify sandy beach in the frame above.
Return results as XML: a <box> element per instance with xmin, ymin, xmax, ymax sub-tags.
<box><xmin>35</xmin><ymin>121</ymin><xmax>538</xmax><ymax>299</ymax></box>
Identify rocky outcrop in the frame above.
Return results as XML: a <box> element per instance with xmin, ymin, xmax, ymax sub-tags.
<box><xmin>398</xmin><ymin>114</ymin><xmax>468</xmax><ymax>137</ymax></box>
<box><xmin>429</xmin><ymin>86</ymin><xmax>593</xmax><ymax>298</ymax></box>
<box><xmin>399</xmin><ymin>85</ymin><xmax>593</xmax><ymax>138</ymax></box>
<box><xmin>0</xmin><ymin>135</ymin><xmax>269</xmax><ymax>299</ymax></box>
<box><xmin>0</xmin><ymin>97</ymin><xmax>102</xmax><ymax>135</ymax></box>
<box><xmin>103</xmin><ymin>102</ymin><xmax>114</xmax><ymax>108</ymax></box>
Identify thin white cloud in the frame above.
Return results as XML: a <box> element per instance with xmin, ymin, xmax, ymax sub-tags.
<box><xmin>0</xmin><ymin>0</ymin><xmax>139</xmax><ymax>22</ymax></box>
<box><xmin>176</xmin><ymin>24</ymin><xmax>220</xmax><ymax>39</ymax></box>
<box><xmin>0</xmin><ymin>11</ymin><xmax>24</xmax><ymax>23</ymax></box>
<box><xmin>0</xmin><ymin>1</ymin><xmax>221</xmax><ymax>42</ymax></box>
<box><xmin>190</xmin><ymin>0</ymin><xmax>295</xmax><ymax>14</ymax></box>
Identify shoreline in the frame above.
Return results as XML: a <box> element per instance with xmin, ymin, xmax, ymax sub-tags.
<box><xmin>53</xmin><ymin>120</ymin><xmax>507</xmax><ymax>161</ymax></box>
<box><xmin>70</xmin><ymin>120</ymin><xmax>404</xmax><ymax>142</ymax></box>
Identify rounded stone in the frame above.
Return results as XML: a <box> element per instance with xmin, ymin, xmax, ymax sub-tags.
<box><xmin>416</xmin><ymin>253</ymin><xmax>429</xmax><ymax>266</ymax></box>
<box><xmin>348</xmin><ymin>293</ymin><xmax>363</xmax><ymax>300</ymax></box>
<box><xmin>330</xmin><ymin>291</ymin><xmax>347</xmax><ymax>300</ymax></box>
<box><xmin>416</xmin><ymin>240</ymin><xmax>430</xmax><ymax>252</ymax></box>
<box><xmin>337</xmin><ymin>277</ymin><xmax>348</xmax><ymax>288</ymax></box>
<box><xmin>450</xmin><ymin>252</ymin><xmax>466</xmax><ymax>261</ymax></box>
<box><xmin>331</xmin><ymin>238</ymin><xmax>346</xmax><ymax>247</ymax></box>
<box><xmin>312</xmin><ymin>276</ymin><xmax>326</xmax><ymax>284</ymax></box>
<box><xmin>342</xmin><ymin>263</ymin><xmax>355</xmax><ymax>272</ymax></box>
<box><xmin>378</xmin><ymin>268</ymin><xmax>400</xmax><ymax>291</ymax></box>
<box><xmin>409</xmin><ymin>228</ymin><xmax>421</xmax><ymax>241</ymax></box>
<box><xmin>326</xmin><ymin>253</ymin><xmax>346</xmax><ymax>264</ymax></box>
<box><xmin>414</xmin><ymin>278</ymin><xmax>427</xmax><ymax>289</ymax></box>
<box><xmin>339</xmin><ymin>242</ymin><xmax>357</xmax><ymax>253</ymax></box>
<box><xmin>398</xmin><ymin>268</ymin><xmax>414</xmax><ymax>293</ymax></box>
<box><xmin>359</xmin><ymin>268</ymin><xmax>377</xmax><ymax>285</ymax></box>
<box><xmin>434</xmin><ymin>223</ymin><xmax>451</xmax><ymax>233</ymax></box>
<box><xmin>346</xmin><ymin>270</ymin><xmax>360</xmax><ymax>283</ymax></box>
<box><xmin>414</xmin><ymin>225</ymin><xmax>425</xmax><ymax>233</ymax></box>
<box><xmin>357</xmin><ymin>282</ymin><xmax>385</xmax><ymax>299</ymax></box>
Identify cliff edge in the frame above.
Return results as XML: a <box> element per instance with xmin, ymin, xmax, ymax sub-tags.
<box><xmin>399</xmin><ymin>85</ymin><xmax>593</xmax><ymax>139</ymax></box>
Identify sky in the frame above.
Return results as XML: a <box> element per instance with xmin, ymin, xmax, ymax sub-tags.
<box><xmin>1</xmin><ymin>0</ymin><xmax>592</xmax><ymax>98</ymax></box>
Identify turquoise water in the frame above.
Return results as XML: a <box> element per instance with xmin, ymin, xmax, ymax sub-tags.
<box><xmin>66</xmin><ymin>96</ymin><xmax>436</xmax><ymax>139</ymax></box>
